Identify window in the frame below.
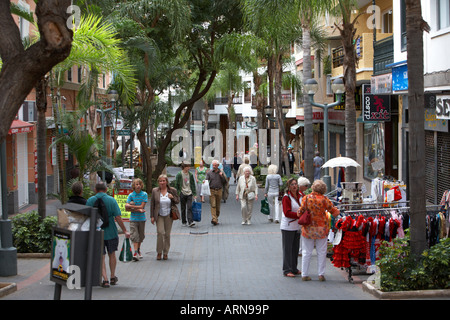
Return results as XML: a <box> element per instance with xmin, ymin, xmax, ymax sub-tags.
<box><xmin>67</xmin><ymin>68</ymin><xmax>72</xmax><ymax>82</ymax></box>
<box><xmin>400</xmin><ymin>0</ymin><xmax>407</xmax><ymax>52</ymax></box>
<box><xmin>382</xmin><ymin>10</ymin><xmax>393</xmax><ymax>33</ymax></box>
<box><xmin>438</xmin><ymin>0</ymin><xmax>450</xmax><ymax>30</ymax></box>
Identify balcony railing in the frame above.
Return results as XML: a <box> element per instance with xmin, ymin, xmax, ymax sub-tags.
<box><xmin>214</xmin><ymin>96</ymin><xmax>243</xmax><ymax>105</ymax></box>
<box><xmin>373</xmin><ymin>36</ymin><xmax>394</xmax><ymax>75</ymax></box>
<box><xmin>332</xmin><ymin>38</ymin><xmax>364</xmax><ymax>69</ymax></box>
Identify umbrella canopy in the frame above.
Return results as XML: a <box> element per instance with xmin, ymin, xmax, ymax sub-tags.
<box><xmin>322</xmin><ymin>157</ymin><xmax>360</xmax><ymax>169</ymax></box>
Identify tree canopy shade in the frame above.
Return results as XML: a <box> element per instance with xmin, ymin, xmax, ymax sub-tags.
<box><xmin>0</xmin><ymin>0</ymin><xmax>73</xmax><ymax>144</ymax></box>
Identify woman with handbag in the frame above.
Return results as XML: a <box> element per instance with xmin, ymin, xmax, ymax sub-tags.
<box><xmin>264</xmin><ymin>164</ymin><xmax>282</xmax><ymax>223</ymax></box>
<box><xmin>236</xmin><ymin>166</ymin><xmax>258</xmax><ymax>225</ymax></box>
<box><xmin>150</xmin><ymin>174</ymin><xmax>180</xmax><ymax>260</ymax></box>
<box><xmin>298</xmin><ymin>180</ymin><xmax>340</xmax><ymax>281</ymax></box>
<box><xmin>281</xmin><ymin>178</ymin><xmax>303</xmax><ymax>277</ymax></box>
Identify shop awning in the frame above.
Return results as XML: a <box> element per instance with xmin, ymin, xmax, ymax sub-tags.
<box><xmin>8</xmin><ymin>119</ymin><xmax>34</xmax><ymax>135</ymax></box>
<box><xmin>290</xmin><ymin>121</ymin><xmax>304</xmax><ymax>134</ymax></box>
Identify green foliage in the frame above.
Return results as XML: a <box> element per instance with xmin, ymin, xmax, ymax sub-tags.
<box><xmin>377</xmin><ymin>233</ymin><xmax>450</xmax><ymax>292</ymax></box>
<box><xmin>12</xmin><ymin>212</ymin><xmax>57</xmax><ymax>253</ymax></box>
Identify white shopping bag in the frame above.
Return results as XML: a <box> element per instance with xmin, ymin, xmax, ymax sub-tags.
<box><xmin>201</xmin><ymin>180</ymin><xmax>211</xmax><ymax>196</ymax></box>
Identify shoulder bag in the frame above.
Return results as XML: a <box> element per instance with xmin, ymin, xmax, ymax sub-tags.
<box><xmin>298</xmin><ymin>195</ymin><xmax>312</xmax><ymax>226</ymax></box>
<box><xmin>168</xmin><ymin>188</ymin><xmax>180</xmax><ymax>220</ymax></box>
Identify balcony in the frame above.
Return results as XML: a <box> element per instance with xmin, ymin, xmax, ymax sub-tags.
<box><xmin>331</xmin><ymin>33</ymin><xmax>393</xmax><ymax>82</ymax></box>
<box><xmin>373</xmin><ymin>35</ymin><xmax>394</xmax><ymax>75</ymax></box>
<box><xmin>214</xmin><ymin>96</ymin><xmax>243</xmax><ymax>105</ymax></box>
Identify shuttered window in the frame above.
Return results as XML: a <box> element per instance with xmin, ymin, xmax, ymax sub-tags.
<box><xmin>424</xmin><ymin>130</ymin><xmax>450</xmax><ymax>204</ymax></box>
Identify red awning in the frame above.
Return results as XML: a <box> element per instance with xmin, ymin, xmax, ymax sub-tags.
<box><xmin>8</xmin><ymin>119</ymin><xmax>34</xmax><ymax>135</ymax></box>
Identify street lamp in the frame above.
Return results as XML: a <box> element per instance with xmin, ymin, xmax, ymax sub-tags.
<box><xmin>97</xmin><ymin>90</ymin><xmax>118</xmax><ymax>181</ymax></box>
<box><xmin>304</xmin><ymin>78</ymin><xmax>345</xmax><ymax>193</ymax></box>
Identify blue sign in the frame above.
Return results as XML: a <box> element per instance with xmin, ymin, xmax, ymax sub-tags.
<box><xmin>392</xmin><ymin>64</ymin><xmax>408</xmax><ymax>91</ymax></box>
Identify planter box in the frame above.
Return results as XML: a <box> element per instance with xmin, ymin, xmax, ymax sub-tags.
<box><xmin>362</xmin><ymin>281</ymin><xmax>450</xmax><ymax>299</ymax></box>
<box><xmin>0</xmin><ymin>283</ymin><xmax>17</xmax><ymax>298</ymax></box>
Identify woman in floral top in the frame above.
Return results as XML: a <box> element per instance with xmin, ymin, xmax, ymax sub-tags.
<box><xmin>298</xmin><ymin>180</ymin><xmax>340</xmax><ymax>281</ymax></box>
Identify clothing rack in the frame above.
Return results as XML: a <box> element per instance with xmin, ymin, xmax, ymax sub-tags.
<box><xmin>332</xmin><ymin>204</ymin><xmax>444</xmax><ymax>283</ymax></box>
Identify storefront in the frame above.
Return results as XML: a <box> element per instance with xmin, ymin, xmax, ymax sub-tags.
<box><xmin>6</xmin><ymin>119</ymin><xmax>35</xmax><ymax>212</ymax></box>
<box><xmin>361</xmin><ymin>81</ymin><xmax>399</xmax><ymax>182</ymax></box>
<box><xmin>424</xmin><ymin>93</ymin><xmax>450</xmax><ymax>204</ymax></box>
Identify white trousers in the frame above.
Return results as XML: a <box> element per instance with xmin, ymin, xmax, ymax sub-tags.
<box><xmin>267</xmin><ymin>192</ymin><xmax>280</xmax><ymax>221</ymax></box>
<box><xmin>240</xmin><ymin>198</ymin><xmax>254</xmax><ymax>222</ymax></box>
<box><xmin>301</xmin><ymin>236</ymin><xmax>328</xmax><ymax>277</ymax></box>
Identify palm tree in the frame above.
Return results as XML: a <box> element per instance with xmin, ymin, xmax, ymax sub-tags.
<box><xmin>405</xmin><ymin>0</ymin><xmax>429</xmax><ymax>257</ymax></box>
<box><xmin>104</xmin><ymin>0</ymin><xmax>191</xmax><ymax>187</ymax></box>
<box><xmin>332</xmin><ymin>1</ymin><xmax>366</xmax><ymax>183</ymax></box>
<box><xmin>245</xmin><ymin>0</ymin><xmax>331</xmax><ymax>180</ymax></box>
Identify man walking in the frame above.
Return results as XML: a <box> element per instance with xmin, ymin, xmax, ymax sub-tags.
<box><xmin>86</xmin><ymin>183</ymin><xmax>130</xmax><ymax>288</ymax></box>
<box><xmin>313</xmin><ymin>151</ymin><xmax>323</xmax><ymax>181</ymax></box>
<box><xmin>205</xmin><ymin>160</ymin><xmax>227</xmax><ymax>225</ymax></box>
<box><xmin>175</xmin><ymin>163</ymin><xmax>197</xmax><ymax>227</ymax></box>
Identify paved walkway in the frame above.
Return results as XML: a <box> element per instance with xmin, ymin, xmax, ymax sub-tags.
<box><xmin>1</xmin><ymin>169</ymin><xmax>377</xmax><ymax>301</ymax></box>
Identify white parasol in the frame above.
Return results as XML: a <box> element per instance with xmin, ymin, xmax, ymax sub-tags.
<box><xmin>321</xmin><ymin>156</ymin><xmax>360</xmax><ymax>169</ymax></box>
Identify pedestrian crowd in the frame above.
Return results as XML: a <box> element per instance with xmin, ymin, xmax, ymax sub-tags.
<box><xmin>72</xmin><ymin>150</ymin><xmax>337</xmax><ymax>287</ymax></box>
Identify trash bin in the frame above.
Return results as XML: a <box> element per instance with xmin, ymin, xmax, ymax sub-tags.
<box><xmin>50</xmin><ymin>203</ymin><xmax>103</xmax><ymax>289</ymax></box>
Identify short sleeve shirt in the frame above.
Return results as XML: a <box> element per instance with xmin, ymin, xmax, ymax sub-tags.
<box><xmin>86</xmin><ymin>192</ymin><xmax>121</xmax><ymax>241</ymax></box>
<box><xmin>127</xmin><ymin>190</ymin><xmax>148</xmax><ymax>221</ymax></box>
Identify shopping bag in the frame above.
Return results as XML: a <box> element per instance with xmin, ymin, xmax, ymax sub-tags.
<box><xmin>201</xmin><ymin>180</ymin><xmax>211</xmax><ymax>196</ymax></box>
<box><xmin>192</xmin><ymin>201</ymin><xmax>202</xmax><ymax>222</ymax></box>
<box><xmin>260</xmin><ymin>197</ymin><xmax>270</xmax><ymax>215</ymax></box>
<box><xmin>119</xmin><ymin>238</ymin><xmax>133</xmax><ymax>262</ymax></box>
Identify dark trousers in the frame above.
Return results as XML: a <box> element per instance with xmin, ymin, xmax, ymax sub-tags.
<box><xmin>289</xmin><ymin>161</ymin><xmax>294</xmax><ymax>174</ymax></box>
<box><xmin>281</xmin><ymin>229</ymin><xmax>300</xmax><ymax>275</ymax></box>
<box><xmin>180</xmin><ymin>193</ymin><xmax>193</xmax><ymax>224</ymax></box>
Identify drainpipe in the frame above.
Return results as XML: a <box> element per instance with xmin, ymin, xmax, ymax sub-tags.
<box><xmin>0</xmin><ymin>141</ymin><xmax>17</xmax><ymax>276</ymax></box>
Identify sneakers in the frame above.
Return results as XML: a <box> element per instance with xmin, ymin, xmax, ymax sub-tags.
<box><xmin>132</xmin><ymin>252</ymin><xmax>139</xmax><ymax>262</ymax></box>
<box><xmin>133</xmin><ymin>250</ymin><xmax>143</xmax><ymax>261</ymax></box>
<box><xmin>189</xmin><ymin>221</ymin><xmax>196</xmax><ymax>227</ymax></box>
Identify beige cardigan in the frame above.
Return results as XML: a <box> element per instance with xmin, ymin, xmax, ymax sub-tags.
<box><xmin>235</xmin><ymin>175</ymin><xmax>258</xmax><ymax>200</ymax></box>
<box><xmin>150</xmin><ymin>187</ymin><xmax>180</xmax><ymax>222</ymax></box>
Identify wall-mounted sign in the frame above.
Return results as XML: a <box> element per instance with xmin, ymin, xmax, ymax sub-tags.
<box><xmin>371</xmin><ymin>74</ymin><xmax>392</xmax><ymax>94</ymax></box>
<box><xmin>392</xmin><ymin>64</ymin><xmax>408</xmax><ymax>91</ymax></box>
<box><xmin>425</xmin><ymin>108</ymin><xmax>448</xmax><ymax>132</ymax></box>
<box><xmin>436</xmin><ymin>95</ymin><xmax>450</xmax><ymax>120</ymax></box>
<box><xmin>362</xmin><ymin>84</ymin><xmax>391</xmax><ymax>122</ymax></box>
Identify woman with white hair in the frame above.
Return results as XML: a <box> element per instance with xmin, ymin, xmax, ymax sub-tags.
<box><xmin>264</xmin><ymin>164</ymin><xmax>282</xmax><ymax>223</ymax></box>
<box><xmin>297</xmin><ymin>176</ymin><xmax>311</xmax><ymax>256</ymax></box>
<box><xmin>298</xmin><ymin>180</ymin><xmax>339</xmax><ymax>281</ymax></box>
<box><xmin>236</xmin><ymin>166</ymin><xmax>258</xmax><ymax>225</ymax></box>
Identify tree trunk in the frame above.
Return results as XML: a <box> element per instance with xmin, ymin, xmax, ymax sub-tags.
<box><xmin>137</xmin><ymin>126</ymin><xmax>152</xmax><ymax>191</ymax></box>
<box><xmin>253</xmin><ymin>70</ymin><xmax>266</xmax><ymax>130</ymax></box>
<box><xmin>302</xmin><ymin>25</ymin><xmax>314</xmax><ymax>183</ymax></box>
<box><xmin>274</xmin><ymin>53</ymin><xmax>290</xmax><ymax>176</ymax></box>
<box><xmin>0</xmin><ymin>0</ymin><xmax>73</xmax><ymax>144</ymax></box>
<box><xmin>36</xmin><ymin>76</ymin><xmax>48</xmax><ymax>219</ymax></box>
<box><xmin>154</xmin><ymin>70</ymin><xmax>217</xmax><ymax>180</ymax></box>
<box><xmin>339</xmin><ymin>22</ymin><xmax>357</xmax><ymax>182</ymax></box>
<box><xmin>406</xmin><ymin>0</ymin><xmax>427</xmax><ymax>257</ymax></box>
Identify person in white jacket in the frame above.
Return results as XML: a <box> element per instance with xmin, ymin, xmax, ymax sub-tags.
<box><xmin>236</xmin><ymin>166</ymin><xmax>258</xmax><ymax>225</ymax></box>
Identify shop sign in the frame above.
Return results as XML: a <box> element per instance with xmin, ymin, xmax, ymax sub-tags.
<box><xmin>392</xmin><ymin>64</ymin><xmax>408</xmax><ymax>91</ymax></box>
<box><xmin>436</xmin><ymin>95</ymin><xmax>450</xmax><ymax>120</ymax></box>
<box><xmin>362</xmin><ymin>84</ymin><xmax>391</xmax><ymax>122</ymax></box>
<box><xmin>371</xmin><ymin>74</ymin><xmax>392</xmax><ymax>94</ymax></box>
<box><xmin>425</xmin><ymin>108</ymin><xmax>448</xmax><ymax>132</ymax></box>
